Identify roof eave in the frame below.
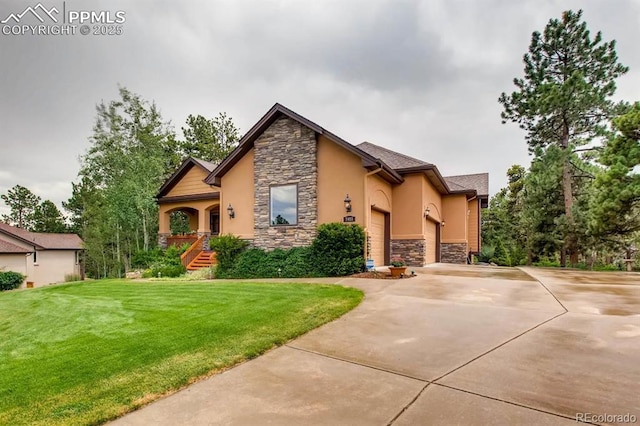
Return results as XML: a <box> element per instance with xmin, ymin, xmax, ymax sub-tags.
<box><xmin>156</xmin><ymin>157</ymin><xmax>211</xmax><ymax>199</ymax></box>
<box><xmin>396</xmin><ymin>165</ymin><xmax>451</xmax><ymax>194</ymax></box>
<box><xmin>0</xmin><ymin>228</ymin><xmax>44</xmax><ymax>249</ymax></box>
<box><xmin>205</xmin><ymin>103</ymin><xmax>404</xmax><ymax>185</ymax></box>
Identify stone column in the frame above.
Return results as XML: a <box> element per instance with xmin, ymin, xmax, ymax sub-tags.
<box><xmin>441</xmin><ymin>243</ymin><xmax>468</xmax><ymax>264</ymax></box>
<box><xmin>391</xmin><ymin>239</ymin><xmax>427</xmax><ymax>266</ymax></box>
<box><xmin>158</xmin><ymin>233</ymin><xmax>170</xmax><ymax>249</ymax></box>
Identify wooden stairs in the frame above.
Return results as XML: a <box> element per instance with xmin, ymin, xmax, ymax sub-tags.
<box><xmin>187</xmin><ymin>250</ymin><xmax>217</xmax><ymax>271</ymax></box>
<box><xmin>180</xmin><ymin>235</ymin><xmax>218</xmax><ymax>271</ymax></box>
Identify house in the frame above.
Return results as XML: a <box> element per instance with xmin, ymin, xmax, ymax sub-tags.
<box><xmin>0</xmin><ymin>222</ymin><xmax>83</xmax><ymax>287</ymax></box>
<box><xmin>156</xmin><ymin>103</ymin><xmax>488</xmax><ymax>268</ymax></box>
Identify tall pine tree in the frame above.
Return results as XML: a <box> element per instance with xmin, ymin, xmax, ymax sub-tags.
<box><xmin>499</xmin><ymin>9</ymin><xmax>628</xmax><ymax>265</ymax></box>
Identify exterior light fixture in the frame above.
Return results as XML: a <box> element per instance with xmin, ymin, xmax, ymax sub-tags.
<box><xmin>227</xmin><ymin>203</ymin><xmax>235</xmax><ymax>219</ymax></box>
<box><xmin>424</xmin><ymin>207</ymin><xmax>430</xmax><ymax>218</ymax></box>
<box><xmin>344</xmin><ymin>194</ymin><xmax>352</xmax><ymax>213</ymax></box>
<box><xmin>441</xmin><ymin>220</ymin><xmax>446</xmax><ymax>227</ymax></box>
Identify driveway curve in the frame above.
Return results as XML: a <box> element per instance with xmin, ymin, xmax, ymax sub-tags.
<box><xmin>112</xmin><ymin>265</ymin><xmax>640</xmax><ymax>425</ymax></box>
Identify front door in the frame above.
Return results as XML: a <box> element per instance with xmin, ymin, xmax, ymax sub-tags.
<box><xmin>210</xmin><ymin>210</ymin><xmax>220</xmax><ymax>236</ymax></box>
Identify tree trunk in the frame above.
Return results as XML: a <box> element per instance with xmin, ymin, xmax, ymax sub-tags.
<box><xmin>560</xmin><ymin>124</ymin><xmax>575</xmax><ymax>267</ymax></box>
<box><xmin>142</xmin><ymin>210</ymin><xmax>149</xmax><ymax>252</ymax></box>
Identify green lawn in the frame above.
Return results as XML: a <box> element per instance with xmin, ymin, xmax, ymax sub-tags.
<box><xmin>0</xmin><ymin>280</ymin><xmax>362</xmax><ymax>425</ymax></box>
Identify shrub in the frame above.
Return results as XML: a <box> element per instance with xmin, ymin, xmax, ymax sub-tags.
<box><xmin>0</xmin><ymin>271</ymin><xmax>25</xmax><ymax>291</ymax></box>
<box><xmin>210</xmin><ymin>234</ymin><xmax>249</xmax><ymax>273</ymax></box>
<box><xmin>64</xmin><ymin>273</ymin><xmax>82</xmax><ymax>282</ymax></box>
<box><xmin>130</xmin><ymin>248</ymin><xmax>163</xmax><ymax>269</ymax></box>
<box><xmin>183</xmin><ymin>266</ymin><xmax>216</xmax><ymax>280</ymax></box>
<box><xmin>310</xmin><ymin>223</ymin><xmax>364</xmax><ymax>276</ymax></box>
<box><xmin>227</xmin><ymin>247</ymin><xmax>314</xmax><ymax>279</ymax></box>
<box><xmin>478</xmin><ymin>245</ymin><xmax>495</xmax><ymax>263</ymax></box>
<box><xmin>533</xmin><ymin>257</ymin><xmax>560</xmax><ymax>267</ymax></box>
<box><xmin>150</xmin><ymin>264</ymin><xmax>186</xmax><ymax>278</ymax></box>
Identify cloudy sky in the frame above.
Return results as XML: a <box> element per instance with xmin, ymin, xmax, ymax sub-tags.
<box><xmin>1</xmin><ymin>0</ymin><xmax>639</xmax><ymax>217</ymax></box>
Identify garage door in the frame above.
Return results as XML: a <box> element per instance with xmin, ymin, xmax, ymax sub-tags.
<box><xmin>370</xmin><ymin>210</ymin><xmax>386</xmax><ymax>266</ymax></box>
<box><xmin>425</xmin><ymin>220</ymin><xmax>437</xmax><ymax>264</ymax></box>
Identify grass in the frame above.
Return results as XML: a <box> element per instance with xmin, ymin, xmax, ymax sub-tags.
<box><xmin>0</xmin><ymin>280</ymin><xmax>363</xmax><ymax>425</ymax></box>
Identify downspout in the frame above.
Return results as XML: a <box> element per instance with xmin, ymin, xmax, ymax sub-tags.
<box><xmin>363</xmin><ymin>165</ymin><xmax>383</xmax><ymax>260</ymax></box>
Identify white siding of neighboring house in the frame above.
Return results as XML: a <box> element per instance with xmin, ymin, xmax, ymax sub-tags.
<box><xmin>0</xmin><ymin>253</ymin><xmax>31</xmax><ymax>283</ymax></box>
<box><xmin>1</xmin><ymin>233</ymin><xmax>80</xmax><ymax>288</ymax></box>
<box><xmin>32</xmin><ymin>250</ymin><xmax>80</xmax><ymax>287</ymax></box>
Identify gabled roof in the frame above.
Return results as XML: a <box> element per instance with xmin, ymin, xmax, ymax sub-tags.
<box><xmin>205</xmin><ymin>103</ymin><xmax>403</xmax><ymax>186</ymax></box>
<box><xmin>0</xmin><ymin>238</ymin><xmax>31</xmax><ymax>254</ymax></box>
<box><xmin>156</xmin><ymin>157</ymin><xmax>218</xmax><ymax>199</ymax></box>
<box><xmin>444</xmin><ymin>173</ymin><xmax>489</xmax><ymax>197</ymax></box>
<box><xmin>357</xmin><ymin>142</ymin><xmax>431</xmax><ymax>169</ymax></box>
<box><xmin>0</xmin><ymin>223</ymin><xmax>83</xmax><ymax>250</ymax></box>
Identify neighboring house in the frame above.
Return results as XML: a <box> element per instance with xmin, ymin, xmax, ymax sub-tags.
<box><xmin>156</xmin><ymin>103</ymin><xmax>488</xmax><ymax>267</ymax></box>
<box><xmin>0</xmin><ymin>222</ymin><xmax>83</xmax><ymax>288</ymax></box>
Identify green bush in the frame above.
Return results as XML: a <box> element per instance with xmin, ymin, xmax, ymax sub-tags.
<box><xmin>310</xmin><ymin>223</ymin><xmax>364</xmax><ymax>276</ymax></box>
<box><xmin>478</xmin><ymin>245</ymin><xmax>495</xmax><ymax>263</ymax></box>
<box><xmin>0</xmin><ymin>271</ymin><xmax>25</xmax><ymax>291</ymax></box>
<box><xmin>150</xmin><ymin>264</ymin><xmax>186</xmax><ymax>278</ymax></box>
<box><xmin>533</xmin><ymin>257</ymin><xmax>560</xmax><ymax>267</ymax></box>
<box><xmin>210</xmin><ymin>234</ymin><xmax>249</xmax><ymax>273</ymax></box>
<box><xmin>131</xmin><ymin>248</ymin><xmax>163</xmax><ymax>269</ymax></box>
<box><xmin>226</xmin><ymin>247</ymin><xmax>315</xmax><ymax>279</ymax></box>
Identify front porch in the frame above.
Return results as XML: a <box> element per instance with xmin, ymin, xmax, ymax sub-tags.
<box><xmin>158</xmin><ymin>202</ymin><xmax>220</xmax><ymax>250</ymax></box>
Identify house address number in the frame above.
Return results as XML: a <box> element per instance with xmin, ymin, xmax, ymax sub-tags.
<box><xmin>343</xmin><ymin>216</ymin><xmax>356</xmax><ymax>223</ymax></box>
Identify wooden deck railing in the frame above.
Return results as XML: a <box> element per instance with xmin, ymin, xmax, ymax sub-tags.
<box><xmin>180</xmin><ymin>235</ymin><xmax>205</xmax><ymax>269</ymax></box>
<box><xmin>167</xmin><ymin>234</ymin><xmax>198</xmax><ymax>248</ymax></box>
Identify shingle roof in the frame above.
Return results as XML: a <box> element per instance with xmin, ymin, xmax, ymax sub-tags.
<box><xmin>206</xmin><ymin>103</ymin><xmax>403</xmax><ymax>186</ymax></box>
<box><xmin>444</xmin><ymin>173</ymin><xmax>489</xmax><ymax>196</ymax></box>
<box><xmin>0</xmin><ymin>239</ymin><xmax>31</xmax><ymax>253</ymax></box>
<box><xmin>192</xmin><ymin>158</ymin><xmax>217</xmax><ymax>172</ymax></box>
<box><xmin>356</xmin><ymin>142</ymin><xmax>432</xmax><ymax>170</ymax></box>
<box><xmin>0</xmin><ymin>223</ymin><xmax>83</xmax><ymax>250</ymax></box>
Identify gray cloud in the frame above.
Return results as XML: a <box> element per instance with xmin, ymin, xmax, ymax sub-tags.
<box><xmin>1</xmin><ymin>0</ymin><xmax>639</xmax><ymax>218</ymax></box>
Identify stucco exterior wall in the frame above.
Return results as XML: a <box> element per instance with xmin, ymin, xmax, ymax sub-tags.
<box><xmin>317</xmin><ymin>135</ymin><xmax>365</xmax><ymax>226</ymax></box>
<box><xmin>442</xmin><ymin>194</ymin><xmax>468</xmax><ymax>243</ymax></box>
<box><xmin>32</xmin><ymin>250</ymin><xmax>80</xmax><ymax>286</ymax></box>
<box><xmin>0</xmin><ymin>253</ymin><xmax>30</xmax><ymax>282</ymax></box>
<box><xmin>0</xmin><ymin>247</ymin><xmax>79</xmax><ymax>288</ymax></box>
<box><xmin>391</xmin><ymin>174</ymin><xmax>422</xmax><ymax>238</ymax></box>
<box><xmin>422</xmin><ymin>175</ymin><xmax>443</xmax><ymax>225</ymax></box>
<box><xmin>253</xmin><ymin>116</ymin><xmax>317</xmax><ymax>249</ymax></box>
<box><xmin>467</xmin><ymin>198</ymin><xmax>480</xmax><ymax>253</ymax></box>
<box><xmin>166</xmin><ymin>166</ymin><xmax>217</xmax><ymax>197</ymax></box>
<box><xmin>221</xmin><ymin>148</ymin><xmax>255</xmax><ymax>239</ymax></box>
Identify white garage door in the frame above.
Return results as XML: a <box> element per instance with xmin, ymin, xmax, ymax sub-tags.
<box><xmin>370</xmin><ymin>210</ymin><xmax>386</xmax><ymax>266</ymax></box>
<box><xmin>425</xmin><ymin>220</ymin><xmax>437</xmax><ymax>264</ymax></box>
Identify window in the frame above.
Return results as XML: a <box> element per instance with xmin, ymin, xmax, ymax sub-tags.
<box><xmin>270</xmin><ymin>184</ymin><xmax>297</xmax><ymax>225</ymax></box>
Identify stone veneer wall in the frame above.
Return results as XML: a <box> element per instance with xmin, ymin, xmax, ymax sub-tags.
<box><xmin>441</xmin><ymin>243</ymin><xmax>468</xmax><ymax>264</ymax></box>
<box><xmin>197</xmin><ymin>231</ymin><xmax>212</xmax><ymax>251</ymax></box>
<box><xmin>158</xmin><ymin>233</ymin><xmax>169</xmax><ymax>249</ymax></box>
<box><xmin>391</xmin><ymin>239</ymin><xmax>426</xmax><ymax>267</ymax></box>
<box><xmin>253</xmin><ymin>116</ymin><xmax>318</xmax><ymax>249</ymax></box>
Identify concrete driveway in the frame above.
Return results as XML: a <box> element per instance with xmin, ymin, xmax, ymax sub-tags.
<box><xmin>113</xmin><ymin>265</ymin><xmax>640</xmax><ymax>425</ymax></box>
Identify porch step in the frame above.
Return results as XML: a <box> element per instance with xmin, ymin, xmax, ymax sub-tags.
<box><xmin>187</xmin><ymin>250</ymin><xmax>217</xmax><ymax>270</ymax></box>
